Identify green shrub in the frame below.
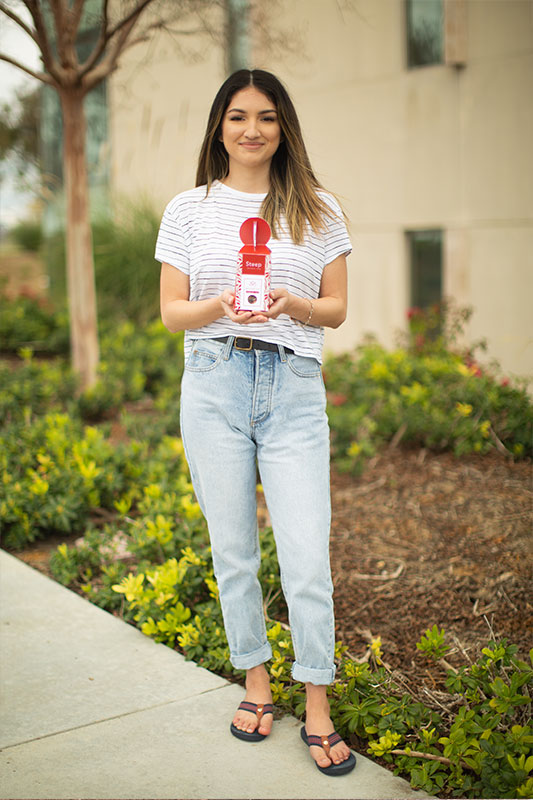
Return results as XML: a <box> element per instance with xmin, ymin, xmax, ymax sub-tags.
<box><xmin>0</xmin><ymin>412</ymin><xmax>137</xmax><ymax>549</ymax></box>
<box><xmin>324</xmin><ymin>301</ymin><xmax>532</xmax><ymax>473</ymax></box>
<box><xmin>45</xmin><ymin>200</ymin><xmax>161</xmax><ymax>325</ymax></box>
<box><xmin>0</xmin><ymin>289</ymin><xmax>69</xmax><ymax>354</ymax></box>
<box><xmin>0</xmin><ymin>350</ymin><xmax>77</xmax><ymax>425</ymax></box>
<box><xmin>10</xmin><ymin>219</ymin><xmax>43</xmax><ymax>252</ymax></box>
<box><xmin>77</xmin><ymin>320</ymin><xmax>184</xmax><ymax>421</ymax></box>
<box><xmin>0</xmin><ymin>317</ymin><xmax>184</xmax><ymax>425</ymax></box>
<box><xmin>324</xmin><ymin>341</ymin><xmax>532</xmax><ymax>473</ymax></box>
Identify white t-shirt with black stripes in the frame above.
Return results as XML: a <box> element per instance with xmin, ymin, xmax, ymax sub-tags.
<box><xmin>155</xmin><ymin>180</ymin><xmax>351</xmax><ymax>363</ymax></box>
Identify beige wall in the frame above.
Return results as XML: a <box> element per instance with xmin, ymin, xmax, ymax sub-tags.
<box><xmin>110</xmin><ymin>0</ymin><xmax>533</xmax><ymax>379</ymax></box>
<box><xmin>108</xmin><ymin>9</ymin><xmax>225</xmax><ymax>206</ymax></box>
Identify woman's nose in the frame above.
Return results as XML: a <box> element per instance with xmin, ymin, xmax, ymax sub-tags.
<box><xmin>245</xmin><ymin>121</ymin><xmax>260</xmax><ymax>138</ymax></box>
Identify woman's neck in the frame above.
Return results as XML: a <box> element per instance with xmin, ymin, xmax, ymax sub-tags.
<box><xmin>223</xmin><ymin>164</ymin><xmax>270</xmax><ymax>194</ymax></box>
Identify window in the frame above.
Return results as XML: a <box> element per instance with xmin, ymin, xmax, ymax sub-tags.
<box><xmin>406</xmin><ymin>0</ymin><xmax>444</xmax><ymax>68</ymax></box>
<box><xmin>407</xmin><ymin>230</ymin><xmax>443</xmax><ymax>310</ymax></box>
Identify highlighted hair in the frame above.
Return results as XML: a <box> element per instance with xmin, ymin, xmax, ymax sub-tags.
<box><xmin>196</xmin><ymin>69</ymin><xmax>340</xmax><ymax>245</ymax></box>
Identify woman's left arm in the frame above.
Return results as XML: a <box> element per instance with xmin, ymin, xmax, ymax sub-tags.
<box><xmin>265</xmin><ymin>253</ymin><xmax>347</xmax><ymax>329</ymax></box>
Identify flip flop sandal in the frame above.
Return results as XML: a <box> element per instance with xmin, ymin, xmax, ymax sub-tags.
<box><xmin>230</xmin><ymin>701</ymin><xmax>274</xmax><ymax>742</ymax></box>
<box><xmin>300</xmin><ymin>726</ymin><xmax>356</xmax><ymax>776</ymax></box>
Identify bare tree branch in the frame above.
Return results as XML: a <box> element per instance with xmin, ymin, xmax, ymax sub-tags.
<box><xmin>106</xmin><ymin>0</ymin><xmax>155</xmax><ymax>39</ymax></box>
<box><xmin>23</xmin><ymin>0</ymin><xmax>62</xmax><ymax>81</ymax></box>
<box><xmin>78</xmin><ymin>0</ymin><xmax>110</xmax><ymax>77</ymax></box>
<box><xmin>82</xmin><ymin>1</ymin><xmax>155</xmax><ymax>91</ymax></box>
<box><xmin>71</xmin><ymin>0</ymin><xmax>86</xmax><ymax>34</ymax></box>
<box><xmin>0</xmin><ymin>1</ymin><xmax>39</xmax><ymax>44</ymax></box>
<box><xmin>48</xmin><ymin>0</ymin><xmax>68</xmax><ymax>65</ymax></box>
<box><xmin>0</xmin><ymin>52</ymin><xmax>54</xmax><ymax>85</ymax></box>
<box><xmin>78</xmin><ymin>0</ymin><xmax>157</xmax><ymax>82</ymax></box>
<box><xmin>48</xmin><ymin>0</ymin><xmax>80</xmax><ymax>72</ymax></box>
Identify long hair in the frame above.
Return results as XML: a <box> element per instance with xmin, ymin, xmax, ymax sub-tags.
<box><xmin>196</xmin><ymin>69</ymin><xmax>338</xmax><ymax>245</ymax></box>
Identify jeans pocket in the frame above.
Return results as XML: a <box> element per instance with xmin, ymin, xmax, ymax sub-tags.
<box><xmin>185</xmin><ymin>339</ymin><xmax>224</xmax><ymax>372</ymax></box>
<box><xmin>286</xmin><ymin>353</ymin><xmax>322</xmax><ymax>378</ymax></box>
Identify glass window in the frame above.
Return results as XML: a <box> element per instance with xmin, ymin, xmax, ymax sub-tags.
<box><xmin>406</xmin><ymin>0</ymin><xmax>444</xmax><ymax>67</ymax></box>
<box><xmin>407</xmin><ymin>229</ymin><xmax>443</xmax><ymax>310</ymax></box>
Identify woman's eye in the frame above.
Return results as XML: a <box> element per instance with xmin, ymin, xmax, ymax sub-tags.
<box><xmin>229</xmin><ymin>115</ymin><xmax>244</xmax><ymax>121</ymax></box>
<box><xmin>261</xmin><ymin>117</ymin><xmax>276</xmax><ymax>122</ymax></box>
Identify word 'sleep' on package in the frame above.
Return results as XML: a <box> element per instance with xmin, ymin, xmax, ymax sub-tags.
<box><xmin>234</xmin><ymin>217</ymin><xmax>271</xmax><ymax>313</ymax></box>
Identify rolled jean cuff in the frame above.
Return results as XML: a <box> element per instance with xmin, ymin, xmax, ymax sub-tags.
<box><xmin>230</xmin><ymin>642</ymin><xmax>273</xmax><ymax>671</ymax></box>
<box><xmin>291</xmin><ymin>662</ymin><xmax>336</xmax><ymax>685</ymax></box>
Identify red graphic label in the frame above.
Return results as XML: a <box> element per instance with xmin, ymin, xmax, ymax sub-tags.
<box><xmin>234</xmin><ymin>217</ymin><xmax>272</xmax><ymax>313</ymax></box>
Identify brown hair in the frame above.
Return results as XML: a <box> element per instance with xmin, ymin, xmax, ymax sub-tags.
<box><xmin>196</xmin><ymin>69</ymin><xmax>339</xmax><ymax>245</ymax></box>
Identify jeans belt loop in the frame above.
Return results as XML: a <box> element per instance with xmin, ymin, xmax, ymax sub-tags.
<box><xmin>223</xmin><ymin>336</ymin><xmax>234</xmax><ymax>360</ymax></box>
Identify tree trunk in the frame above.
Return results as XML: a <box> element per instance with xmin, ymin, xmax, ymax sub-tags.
<box><xmin>60</xmin><ymin>87</ymin><xmax>99</xmax><ymax>392</ymax></box>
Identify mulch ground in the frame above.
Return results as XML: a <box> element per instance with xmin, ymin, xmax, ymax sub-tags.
<box><xmin>329</xmin><ymin>446</ymin><xmax>533</xmax><ymax>686</ymax></box>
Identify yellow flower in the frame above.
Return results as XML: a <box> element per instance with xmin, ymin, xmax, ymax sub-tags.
<box><xmin>368</xmin><ymin>730</ymin><xmax>402</xmax><ymax>757</ymax></box>
<box><xmin>347</xmin><ymin>441</ymin><xmax>361</xmax><ymax>458</ymax></box>
<box><xmin>370</xmin><ymin>636</ymin><xmax>383</xmax><ymax>664</ymax></box>
<box><xmin>29</xmin><ymin>476</ymin><xmax>49</xmax><ymax>495</ymax></box>
<box><xmin>369</xmin><ymin>361</ymin><xmax>391</xmax><ymax>381</ymax></box>
<box><xmin>180</xmin><ymin>494</ymin><xmax>201</xmax><ymax>520</ymax></box>
<box><xmin>456</xmin><ymin>402</ymin><xmax>473</xmax><ymax>416</ymax></box>
<box><xmin>457</xmin><ymin>363</ymin><xmax>477</xmax><ymax>377</ymax></box>
<box><xmin>401</xmin><ymin>382</ymin><xmax>429</xmax><ymax>405</ymax></box>
<box><xmin>480</xmin><ymin>420</ymin><xmax>491</xmax><ymax>438</ymax></box>
<box><xmin>112</xmin><ymin>572</ymin><xmax>145</xmax><ymax>602</ymax></box>
<box><xmin>167</xmin><ymin>437</ymin><xmax>185</xmax><ymax>456</ymax></box>
<box><xmin>144</xmin><ymin>484</ymin><xmax>162</xmax><ymax>499</ymax></box>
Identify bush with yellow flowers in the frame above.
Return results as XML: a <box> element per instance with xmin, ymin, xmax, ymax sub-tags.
<box><xmin>324</xmin><ymin>303</ymin><xmax>532</xmax><ymax>474</ymax></box>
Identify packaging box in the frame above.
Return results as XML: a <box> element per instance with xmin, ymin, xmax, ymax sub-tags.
<box><xmin>234</xmin><ymin>217</ymin><xmax>271</xmax><ymax>313</ymax></box>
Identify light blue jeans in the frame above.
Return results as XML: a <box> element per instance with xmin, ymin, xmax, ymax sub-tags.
<box><xmin>180</xmin><ymin>336</ymin><xmax>335</xmax><ymax>685</ymax></box>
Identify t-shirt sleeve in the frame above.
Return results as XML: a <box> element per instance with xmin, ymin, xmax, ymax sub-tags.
<box><xmin>154</xmin><ymin>196</ymin><xmax>191</xmax><ymax>275</ymax></box>
<box><xmin>321</xmin><ymin>193</ymin><xmax>352</xmax><ymax>266</ymax></box>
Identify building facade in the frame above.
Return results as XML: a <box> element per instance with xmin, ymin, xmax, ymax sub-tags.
<box><xmin>109</xmin><ymin>0</ymin><xmax>533</xmax><ymax>379</ymax></box>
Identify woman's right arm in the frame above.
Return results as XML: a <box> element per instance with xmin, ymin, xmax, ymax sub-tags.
<box><xmin>160</xmin><ymin>262</ymin><xmax>224</xmax><ymax>332</ymax></box>
<box><xmin>160</xmin><ymin>262</ymin><xmax>267</xmax><ymax>332</ymax></box>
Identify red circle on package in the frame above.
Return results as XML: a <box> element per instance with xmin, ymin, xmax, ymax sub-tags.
<box><xmin>240</xmin><ymin>217</ymin><xmax>271</xmax><ymax>246</ymax></box>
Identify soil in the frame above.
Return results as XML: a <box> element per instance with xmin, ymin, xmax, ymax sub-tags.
<box><xmin>329</xmin><ymin>447</ymin><xmax>533</xmax><ymax>681</ymax></box>
<box><xmin>14</xmin><ymin>445</ymin><xmax>533</xmax><ymax>689</ymax></box>
<box><xmin>0</xmin><ymin>249</ymin><xmax>48</xmax><ymax>298</ymax></box>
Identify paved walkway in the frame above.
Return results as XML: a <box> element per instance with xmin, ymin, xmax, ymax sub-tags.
<box><xmin>0</xmin><ymin>550</ymin><xmax>431</xmax><ymax>799</ymax></box>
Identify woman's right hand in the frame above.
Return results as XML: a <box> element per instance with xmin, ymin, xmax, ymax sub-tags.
<box><xmin>220</xmin><ymin>289</ymin><xmax>269</xmax><ymax>324</ymax></box>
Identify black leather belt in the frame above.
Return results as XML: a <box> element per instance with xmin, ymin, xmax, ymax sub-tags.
<box><xmin>213</xmin><ymin>336</ymin><xmax>294</xmax><ymax>355</ymax></box>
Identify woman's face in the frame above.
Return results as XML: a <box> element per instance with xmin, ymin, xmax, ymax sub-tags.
<box><xmin>220</xmin><ymin>87</ymin><xmax>281</xmax><ymax>173</ymax></box>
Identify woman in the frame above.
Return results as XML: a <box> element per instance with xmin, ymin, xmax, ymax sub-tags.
<box><xmin>156</xmin><ymin>69</ymin><xmax>355</xmax><ymax>777</ymax></box>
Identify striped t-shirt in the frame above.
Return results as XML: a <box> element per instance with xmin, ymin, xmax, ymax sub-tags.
<box><xmin>155</xmin><ymin>180</ymin><xmax>351</xmax><ymax>363</ymax></box>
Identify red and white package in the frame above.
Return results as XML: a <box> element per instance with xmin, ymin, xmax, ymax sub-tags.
<box><xmin>234</xmin><ymin>217</ymin><xmax>271</xmax><ymax>313</ymax></box>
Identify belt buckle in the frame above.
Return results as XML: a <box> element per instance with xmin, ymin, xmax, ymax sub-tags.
<box><xmin>234</xmin><ymin>337</ymin><xmax>253</xmax><ymax>351</ymax></box>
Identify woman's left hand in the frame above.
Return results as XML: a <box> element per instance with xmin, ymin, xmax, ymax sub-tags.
<box><xmin>263</xmin><ymin>288</ymin><xmax>292</xmax><ymax>319</ymax></box>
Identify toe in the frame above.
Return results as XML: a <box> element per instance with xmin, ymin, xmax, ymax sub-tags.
<box><xmin>310</xmin><ymin>745</ymin><xmax>332</xmax><ymax>769</ymax></box>
<box><xmin>258</xmin><ymin>715</ymin><xmax>273</xmax><ymax>737</ymax></box>
<box><xmin>331</xmin><ymin>743</ymin><xmax>351</xmax><ymax>764</ymax></box>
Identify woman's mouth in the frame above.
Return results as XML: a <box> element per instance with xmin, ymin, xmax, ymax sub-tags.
<box><xmin>240</xmin><ymin>142</ymin><xmax>263</xmax><ymax>149</ymax></box>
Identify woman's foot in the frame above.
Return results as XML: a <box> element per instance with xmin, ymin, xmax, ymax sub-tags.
<box><xmin>231</xmin><ymin>664</ymin><xmax>273</xmax><ymax>737</ymax></box>
<box><xmin>305</xmin><ymin>684</ymin><xmax>352</xmax><ymax>769</ymax></box>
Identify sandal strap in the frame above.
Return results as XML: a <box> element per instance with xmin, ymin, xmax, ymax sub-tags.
<box><xmin>306</xmin><ymin>731</ymin><xmax>343</xmax><ymax>758</ymax></box>
<box><xmin>238</xmin><ymin>701</ymin><xmax>274</xmax><ymax>725</ymax></box>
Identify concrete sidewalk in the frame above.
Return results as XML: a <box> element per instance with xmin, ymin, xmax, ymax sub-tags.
<box><xmin>0</xmin><ymin>550</ymin><xmax>431</xmax><ymax>800</ymax></box>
